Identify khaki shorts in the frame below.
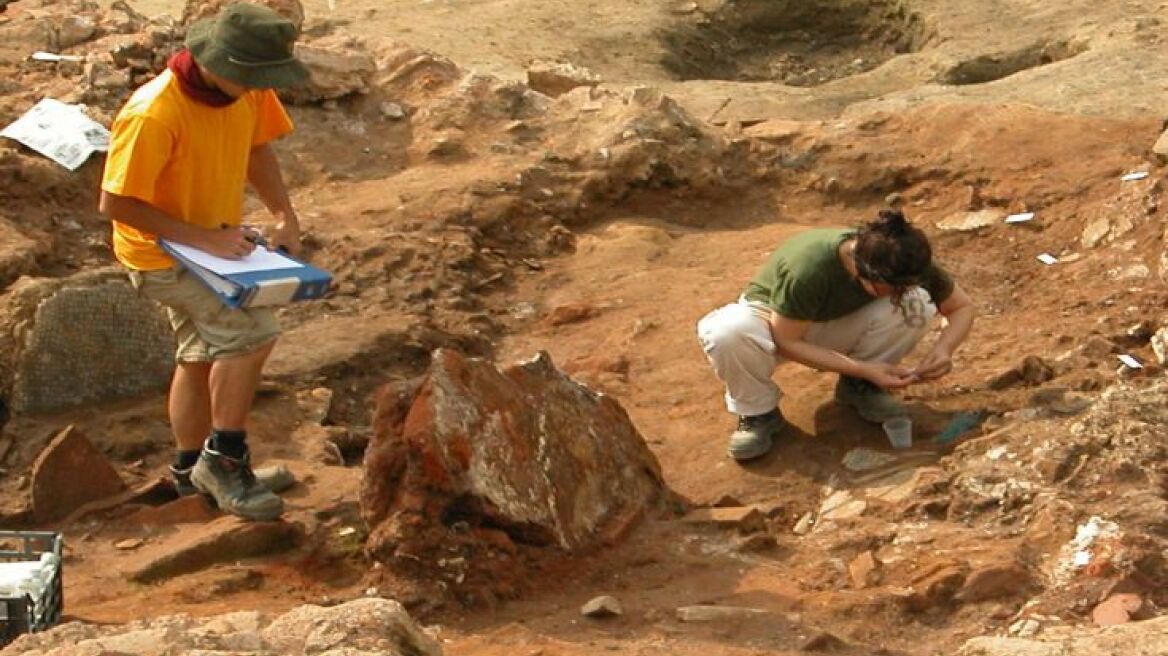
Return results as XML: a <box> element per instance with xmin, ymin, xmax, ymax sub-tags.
<box><xmin>129</xmin><ymin>267</ymin><xmax>281</xmax><ymax>363</ymax></box>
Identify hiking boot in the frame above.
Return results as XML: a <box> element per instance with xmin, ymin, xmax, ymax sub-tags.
<box><xmin>727</xmin><ymin>409</ymin><xmax>784</xmax><ymax>461</ymax></box>
<box><xmin>834</xmin><ymin>375</ymin><xmax>906</xmax><ymax>423</ymax></box>
<box><xmin>170</xmin><ymin>464</ymin><xmax>199</xmax><ymax>497</ymax></box>
<box><xmin>171</xmin><ymin>463</ymin><xmax>296</xmax><ymax>498</ymax></box>
<box><xmin>189</xmin><ymin>442</ymin><xmax>284</xmax><ymax>521</ymax></box>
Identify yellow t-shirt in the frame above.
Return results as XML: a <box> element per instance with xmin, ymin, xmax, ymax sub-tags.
<box><xmin>101</xmin><ymin>70</ymin><xmax>293</xmax><ymax>271</ymax></box>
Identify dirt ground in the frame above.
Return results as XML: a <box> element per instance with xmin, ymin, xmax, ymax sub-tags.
<box><xmin>2</xmin><ymin>0</ymin><xmax>1168</xmax><ymax>654</ymax></box>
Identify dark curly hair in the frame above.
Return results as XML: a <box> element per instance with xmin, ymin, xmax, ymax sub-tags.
<box><xmin>853</xmin><ymin>209</ymin><xmax>932</xmax><ymax>308</ymax></box>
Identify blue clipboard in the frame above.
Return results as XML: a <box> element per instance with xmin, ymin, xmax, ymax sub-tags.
<box><xmin>159</xmin><ymin>239</ymin><xmax>332</xmax><ymax>308</ymax></box>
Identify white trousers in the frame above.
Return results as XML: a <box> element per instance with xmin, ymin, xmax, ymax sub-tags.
<box><xmin>696</xmin><ymin>290</ymin><xmax>936</xmax><ymax>417</ymax></box>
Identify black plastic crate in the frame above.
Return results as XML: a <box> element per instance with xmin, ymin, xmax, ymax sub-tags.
<box><xmin>0</xmin><ymin>531</ymin><xmax>63</xmax><ymax>645</ymax></box>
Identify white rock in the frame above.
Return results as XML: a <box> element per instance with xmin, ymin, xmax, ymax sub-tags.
<box><xmin>676</xmin><ymin>605</ymin><xmax>768</xmax><ymax>622</ymax></box>
<box><xmin>581</xmin><ymin>595</ymin><xmax>623</xmax><ymax>618</ymax></box>
<box><xmin>936</xmin><ymin>209</ymin><xmax>1003</xmax><ymax>232</ymax></box>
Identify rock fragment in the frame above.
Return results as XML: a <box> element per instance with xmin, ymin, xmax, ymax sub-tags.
<box><xmin>31</xmin><ymin>425</ymin><xmax>126</xmax><ymax>523</ymax></box>
<box><xmin>581</xmin><ymin>595</ymin><xmax>623</xmax><ymax>618</ymax></box>
<box><xmin>526</xmin><ymin>60</ymin><xmax>600</xmax><ymax>97</ymax></box>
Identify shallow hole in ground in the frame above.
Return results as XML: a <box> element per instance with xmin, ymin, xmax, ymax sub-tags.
<box><xmin>937</xmin><ymin>40</ymin><xmax>1088</xmax><ymax>85</ymax></box>
<box><xmin>659</xmin><ymin>0</ymin><xmax>932</xmax><ymax>86</ymax></box>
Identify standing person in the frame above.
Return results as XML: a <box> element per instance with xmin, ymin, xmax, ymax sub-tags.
<box><xmin>99</xmin><ymin>3</ymin><xmax>309</xmax><ymax>519</ymax></box>
<box><xmin>697</xmin><ymin>209</ymin><xmax>976</xmax><ymax>462</ymax></box>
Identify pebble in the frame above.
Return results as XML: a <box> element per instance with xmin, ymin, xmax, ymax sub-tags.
<box><xmin>581</xmin><ymin>595</ymin><xmax>623</xmax><ymax>618</ymax></box>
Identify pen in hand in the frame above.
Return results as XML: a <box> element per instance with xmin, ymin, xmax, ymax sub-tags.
<box><xmin>220</xmin><ymin>223</ymin><xmax>289</xmax><ymax>254</ymax></box>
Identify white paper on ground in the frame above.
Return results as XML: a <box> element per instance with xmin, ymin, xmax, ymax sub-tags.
<box><xmin>164</xmin><ymin>240</ymin><xmax>305</xmax><ymax>275</ymax></box>
<box><xmin>1121</xmin><ymin>171</ymin><xmax>1150</xmax><ymax>182</ymax></box>
<box><xmin>1118</xmin><ymin>354</ymin><xmax>1143</xmax><ymax>369</ymax></box>
<box><xmin>1005</xmin><ymin>212</ymin><xmax>1036</xmax><ymax>223</ymax></box>
<box><xmin>0</xmin><ymin>98</ymin><xmax>109</xmax><ymax>170</ymax></box>
<box><xmin>1036</xmin><ymin>253</ymin><xmax>1058</xmax><ymax>265</ymax></box>
<box><xmin>30</xmin><ymin>51</ymin><xmax>85</xmax><ymax>62</ymax></box>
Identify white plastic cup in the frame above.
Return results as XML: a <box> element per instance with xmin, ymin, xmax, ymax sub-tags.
<box><xmin>882</xmin><ymin>417</ymin><xmax>913</xmax><ymax>449</ymax></box>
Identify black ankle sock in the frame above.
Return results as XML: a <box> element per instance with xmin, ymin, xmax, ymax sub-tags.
<box><xmin>174</xmin><ymin>450</ymin><xmax>200</xmax><ymax>470</ymax></box>
<box><xmin>210</xmin><ymin>429</ymin><xmax>248</xmax><ymax>459</ymax></box>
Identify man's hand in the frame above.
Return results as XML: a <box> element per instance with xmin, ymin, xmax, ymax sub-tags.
<box><xmin>861</xmin><ymin>362</ymin><xmax>917</xmax><ymax>389</ymax></box>
<box><xmin>912</xmin><ymin>347</ymin><xmax>954</xmax><ymax>381</ymax></box>
<box><xmin>268</xmin><ymin>218</ymin><xmax>301</xmax><ymax>256</ymax></box>
<box><xmin>199</xmin><ymin>225</ymin><xmax>257</xmax><ymax>259</ymax></box>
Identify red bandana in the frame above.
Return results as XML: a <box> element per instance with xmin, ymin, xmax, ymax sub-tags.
<box><xmin>167</xmin><ymin>49</ymin><xmax>237</xmax><ymax>107</ymax></box>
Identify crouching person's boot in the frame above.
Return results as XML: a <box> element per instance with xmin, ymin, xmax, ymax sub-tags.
<box><xmin>190</xmin><ymin>440</ymin><xmax>284</xmax><ymax>521</ymax></box>
<box><xmin>835</xmin><ymin>375</ymin><xmax>906</xmax><ymax>423</ymax></box>
<box><xmin>727</xmin><ymin>409</ymin><xmax>785</xmax><ymax>462</ymax></box>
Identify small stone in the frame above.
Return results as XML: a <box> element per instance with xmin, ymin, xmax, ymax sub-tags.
<box><xmin>57</xmin><ymin>15</ymin><xmax>97</xmax><ymax>49</ymax></box>
<box><xmin>1152</xmin><ymin>327</ymin><xmax>1168</xmax><ymax>364</ymax></box>
<box><xmin>429</xmin><ymin>135</ymin><xmax>465</xmax><ymax>158</ymax></box>
<box><xmin>581</xmin><ymin>595</ymin><xmax>623</xmax><ymax>618</ymax></box>
<box><xmin>1092</xmin><ymin>593</ymin><xmax>1143</xmax><ymax>626</ymax></box>
<box><xmin>1079</xmin><ymin>335</ymin><xmax>1118</xmax><ymax>359</ymax></box>
<box><xmin>680</xmin><ymin>507</ymin><xmax>766</xmax><ymax>534</ymax></box>
<box><xmin>1009</xmin><ymin>618</ymin><xmax>1041</xmax><ymax>638</ymax></box>
<box><xmin>936</xmin><ymin>209</ymin><xmax>1003</xmax><ymax>233</ymax></box>
<box><xmin>735</xmin><ymin>533</ymin><xmax>778</xmax><ymax>553</ymax></box>
<box><xmin>1020</xmin><ymin>356</ymin><xmax>1055</xmax><ymax>385</ymax></box>
<box><xmin>1153</xmin><ymin>128</ymin><xmax>1168</xmax><ymax>165</ymax></box>
<box><xmin>526</xmin><ymin>60</ymin><xmax>600</xmax><ymax>97</ymax></box>
<box><xmin>793</xmin><ymin>513</ymin><xmax>814</xmax><ymax>535</ymax></box>
<box><xmin>801</xmin><ymin>631</ymin><xmax>847</xmax><ymax>652</ymax></box>
<box><xmin>115</xmin><ymin>538</ymin><xmax>143</xmax><ymax>550</ymax></box>
<box><xmin>956</xmin><ymin>564</ymin><xmax>1033</xmax><ymax>603</ymax></box>
<box><xmin>848</xmin><ymin>551</ymin><xmax>880</xmax><ymax>589</ymax></box>
<box><xmin>713</xmin><ymin>494</ymin><xmax>742</xmax><ymax>507</ymax></box>
<box><xmin>676</xmin><ymin>605</ymin><xmax>768</xmax><ymax>622</ymax></box>
<box><xmin>379</xmin><ymin>101</ymin><xmax>406</xmax><ymax>119</ymax></box>
<box><xmin>545</xmin><ymin>303</ymin><xmax>600</xmax><ymax>327</ymax></box>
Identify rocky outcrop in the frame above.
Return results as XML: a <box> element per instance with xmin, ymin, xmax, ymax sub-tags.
<box><xmin>0</xmin><ymin>597</ymin><xmax>441</xmax><ymax>655</ymax></box>
<box><xmin>181</xmin><ymin>0</ymin><xmax>306</xmax><ymax>31</ymax></box>
<box><xmin>957</xmin><ymin>615</ymin><xmax>1168</xmax><ymax>656</ymax></box>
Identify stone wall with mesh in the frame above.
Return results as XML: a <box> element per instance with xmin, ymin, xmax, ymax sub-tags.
<box><xmin>1</xmin><ymin>268</ymin><xmax>173</xmax><ymax>415</ymax></box>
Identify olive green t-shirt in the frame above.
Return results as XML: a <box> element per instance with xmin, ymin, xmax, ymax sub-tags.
<box><xmin>742</xmin><ymin>228</ymin><xmax>955</xmax><ymax>322</ymax></box>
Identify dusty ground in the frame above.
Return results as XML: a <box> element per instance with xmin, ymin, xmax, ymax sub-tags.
<box><xmin>2</xmin><ymin>0</ymin><xmax>1168</xmax><ymax>654</ymax></box>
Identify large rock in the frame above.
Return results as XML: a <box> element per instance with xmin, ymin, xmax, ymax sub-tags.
<box><xmin>1</xmin><ymin>597</ymin><xmax>439</xmax><ymax>655</ymax></box>
<box><xmin>30</xmin><ymin>425</ymin><xmax>126</xmax><ymax>523</ymax></box>
<box><xmin>362</xmin><ymin>349</ymin><xmax>665</xmax><ymax>556</ymax></box>
<box><xmin>0</xmin><ymin>269</ymin><xmax>173</xmax><ymax>415</ymax></box>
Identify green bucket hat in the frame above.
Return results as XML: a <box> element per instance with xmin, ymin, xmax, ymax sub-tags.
<box><xmin>186</xmin><ymin>3</ymin><xmax>309</xmax><ymax>89</ymax></box>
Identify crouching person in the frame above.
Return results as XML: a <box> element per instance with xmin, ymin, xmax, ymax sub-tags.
<box><xmin>697</xmin><ymin>209</ymin><xmax>976</xmax><ymax>462</ymax></box>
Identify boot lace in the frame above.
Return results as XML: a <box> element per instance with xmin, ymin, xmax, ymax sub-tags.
<box><xmin>737</xmin><ymin>411</ymin><xmax>776</xmax><ymax>430</ymax></box>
